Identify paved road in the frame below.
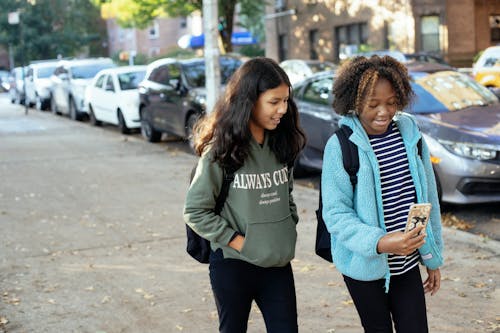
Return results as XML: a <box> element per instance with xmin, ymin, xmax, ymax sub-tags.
<box><xmin>0</xmin><ymin>96</ymin><xmax>499</xmax><ymax>332</ymax></box>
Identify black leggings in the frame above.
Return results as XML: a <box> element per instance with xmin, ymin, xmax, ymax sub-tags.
<box><xmin>343</xmin><ymin>266</ymin><xmax>428</xmax><ymax>333</ymax></box>
<box><xmin>209</xmin><ymin>249</ymin><xmax>298</xmax><ymax>333</ymax></box>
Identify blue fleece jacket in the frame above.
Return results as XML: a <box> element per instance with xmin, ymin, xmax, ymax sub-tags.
<box><xmin>321</xmin><ymin>113</ymin><xmax>444</xmax><ymax>291</ymax></box>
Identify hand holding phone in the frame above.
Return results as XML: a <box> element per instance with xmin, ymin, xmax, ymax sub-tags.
<box><xmin>405</xmin><ymin>203</ymin><xmax>431</xmax><ymax>234</ymax></box>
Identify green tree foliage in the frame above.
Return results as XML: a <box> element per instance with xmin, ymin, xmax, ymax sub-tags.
<box><xmin>95</xmin><ymin>0</ymin><xmax>264</xmax><ymax>54</ymax></box>
<box><xmin>0</xmin><ymin>0</ymin><xmax>107</xmax><ymax>65</ymax></box>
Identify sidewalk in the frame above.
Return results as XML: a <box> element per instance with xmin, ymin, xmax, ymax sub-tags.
<box><xmin>0</xmin><ymin>102</ymin><xmax>498</xmax><ymax>332</ymax></box>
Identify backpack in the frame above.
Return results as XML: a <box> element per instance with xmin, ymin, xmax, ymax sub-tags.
<box><xmin>315</xmin><ymin>125</ymin><xmax>422</xmax><ymax>263</ymax></box>
<box><xmin>186</xmin><ymin>165</ymin><xmax>235</xmax><ymax>264</ymax></box>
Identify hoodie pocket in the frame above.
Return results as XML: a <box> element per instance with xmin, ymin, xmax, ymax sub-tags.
<box><xmin>240</xmin><ymin>214</ymin><xmax>297</xmax><ymax>267</ymax></box>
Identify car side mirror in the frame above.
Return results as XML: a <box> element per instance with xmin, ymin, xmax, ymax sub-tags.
<box><xmin>59</xmin><ymin>73</ymin><xmax>69</xmax><ymax>81</ymax></box>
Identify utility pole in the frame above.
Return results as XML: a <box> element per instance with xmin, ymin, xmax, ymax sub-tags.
<box><xmin>8</xmin><ymin>10</ymin><xmax>28</xmax><ymax>115</ymax></box>
<box><xmin>203</xmin><ymin>0</ymin><xmax>221</xmax><ymax>114</ymax></box>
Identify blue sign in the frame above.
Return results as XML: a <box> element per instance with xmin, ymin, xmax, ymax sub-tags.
<box><xmin>187</xmin><ymin>31</ymin><xmax>257</xmax><ymax>48</ymax></box>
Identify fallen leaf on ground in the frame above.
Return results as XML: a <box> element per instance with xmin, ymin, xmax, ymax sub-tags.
<box><xmin>300</xmin><ymin>264</ymin><xmax>316</xmax><ymax>272</ymax></box>
<box><xmin>441</xmin><ymin>213</ymin><xmax>473</xmax><ymax>230</ymax></box>
<box><xmin>143</xmin><ymin>293</ymin><xmax>154</xmax><ymax>300</ymax></box>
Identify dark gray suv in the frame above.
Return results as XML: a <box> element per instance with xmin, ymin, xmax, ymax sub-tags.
<box><xmin>138</xmin><ymin>56</ymin><xmax>242</xmax><ymax>146</ymax></box>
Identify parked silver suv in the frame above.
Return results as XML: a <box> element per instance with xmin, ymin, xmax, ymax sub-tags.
<box><xmin>50</xmin><ymin>58</ymin><xmax>115</xmax><ymax>120</ymax></box>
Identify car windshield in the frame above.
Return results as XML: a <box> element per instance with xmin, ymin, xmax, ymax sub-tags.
<box><xmin>410</xmin><ymin>71</ymin><xmax>498</xmax><ymax>113</ymax></box>
<box><xmin>71</xmin><ymin>63</ymin><xmax>114</xmax><ymax>79</ymax></box>
<box><xmin>38</xmin><ymin>66</ymin><xmax>56</xmax><ymax>78</ymax></box>
<box><xmin>118</xmin><ymin>70</ymin><xmax>146</xmax><ymax>90</ymax></box>
<box><xmin>182</xmin><ymin>59</ymin><xmax>242</xmax><ymax>87</ymax></box>
<box><xmin>308</xmin><ymin>62</ymin><xmax>336</xmax><ymax>73</ymax></box>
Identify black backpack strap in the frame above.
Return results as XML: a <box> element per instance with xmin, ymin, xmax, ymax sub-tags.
<box><xmin>190</xmin><ymin>163</ymin><xmax>235</xmax><ymax>215</ymax></box>
<box><xmin>214</xmin><ymin>168</ymin><xmax>235</xmax><ymax>215</ymax></box>
<box><xmin>337</xmin><ymin>125</ymin><xmax>359</xmax><ymax>188</ymax></box>
<box><xmin>417</xmin><ymin>138</ymin><xmax>423</xmax><ymax>158</ymax></box>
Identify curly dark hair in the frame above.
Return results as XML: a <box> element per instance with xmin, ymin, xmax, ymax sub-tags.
<box><xmin>193</xmin><ymin>57</ymin><xmax>306</xmax><ymax>171</ymax></box>
<box><xmin>332</xmin><ymin>55</ymin><xmax>414</xmax><ymax>115</ymax></box>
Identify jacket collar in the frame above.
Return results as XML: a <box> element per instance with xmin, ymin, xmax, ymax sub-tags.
<box><xmin>339</xmin><ymin>113</ymin><xmax>421</xmax><ymax>150</ymax></box>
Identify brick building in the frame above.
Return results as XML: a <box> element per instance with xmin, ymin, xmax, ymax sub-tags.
<box><xmin>271</xmin><ymin>0</ymin><xmax>500</xmax><ymax>67</ymax></box>
<box><xmin>105</xmin><ymin>13</ymin><xmax>202</xmax><ymax>60</ymax></box>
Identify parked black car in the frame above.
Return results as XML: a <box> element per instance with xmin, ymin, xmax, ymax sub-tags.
<box><xmin>293</xmin><ymin>62</ymin><xmax>500</xmax><ymax>204</ymax></box>
<box><xmin>138</xmin><ymin>56</ymin><xmax>243</xmax><ymax>146</ymax></box>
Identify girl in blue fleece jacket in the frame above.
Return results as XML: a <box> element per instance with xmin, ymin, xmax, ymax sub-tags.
<box><xmin>322</xmin><ymin>55</ymin><xmax>444</xmax><ymax>333</ymax></box>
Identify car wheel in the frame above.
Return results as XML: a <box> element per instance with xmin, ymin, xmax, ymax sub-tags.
<box><xmin>69</xmin><ymin>98</ymin><xmax>82</xmax><ymax>121</ymax></box>
<box><xmin>35</xmin><ymin>95</ymin><xmax>42</xmax><ymax>111</ymax></box>
<box><xmin>27</xmin><ymin>96</ymin><xmax>34</xmax><ymax>108</ymax></box>
<box><xmin>50</xmin><ymin>95</ymin><xmax>59</xmax><ymax>115</ymax></box>
<box><xmin>117</xmin><ymin>110</ymin><xmax>130</xmax><ymax>134</ymax></box>
<box><xmin>185</xmin><ymin>113</ymin><xmax>200</xmax><ymax>152</ymax></box>
<box><xmin>141</xmin><ymin>115</ymin><xmax>161</xmax><ymax>142</ymax></box>
<box><xmin>88</xmin><ymin>106</ymin><xmax>101</xmax><ymax>126</ymax></box>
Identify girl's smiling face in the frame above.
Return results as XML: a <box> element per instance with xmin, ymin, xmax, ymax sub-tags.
<box><xmin>359</xmin><ymin>78</ymin><xmax>398</xmax><ymax>135</ymax></box>
<box><xmin>249</xmin><ymin>83</ymin><xmax>289</xmax><ymax>143</ymax></box>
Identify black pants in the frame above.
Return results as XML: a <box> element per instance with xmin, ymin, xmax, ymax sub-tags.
<box><xmin>209</xmin><ymin>249</ymin><xmax>298</xmax><ymax>333</ymax></box>
<box><xmin>343</xmin><ymin>266</ymin><xmax>428</xmax><ymax>333</ymax></box>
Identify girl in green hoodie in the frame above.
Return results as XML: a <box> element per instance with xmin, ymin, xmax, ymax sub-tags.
<box><xmin>184</xmin><ymin>57</ymin><xmax>306</xmax><ymax>333</ymax></box>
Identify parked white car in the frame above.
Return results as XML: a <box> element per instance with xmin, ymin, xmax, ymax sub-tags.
<box><xmin>8</xmin><ymin>66</ymin><xmax>27</xmax><ymax>104</ymax></box>
<box><xmin>280</xmin><ymin>59</ymin><xmax>337</xmax><ymax>85</ymax></box>
<box><xmin>25</xmin><ymin>60</ymin><xmax>58</xmax><ymax>110</ymax></box>
<box><xmin>85</xmin><ymin>65</ymin><xmax>147</xmax><ymax>134</ymax></box>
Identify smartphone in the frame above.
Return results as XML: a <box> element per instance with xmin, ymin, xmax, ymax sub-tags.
<box><xmin>404</xmin><ymin>203</ymin><xmax>432</xmax><ymax>234</ymax></box>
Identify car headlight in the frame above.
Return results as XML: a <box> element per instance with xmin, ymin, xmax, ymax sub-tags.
<box><xmin>439</xmin><ymin>140</ymin><xmax>498</xmax><ymax>160</ymax></box>
<box><xmin>193</xmin><ymin>94</ymin><xmax>206</xmax><ymax>110</ymax></box>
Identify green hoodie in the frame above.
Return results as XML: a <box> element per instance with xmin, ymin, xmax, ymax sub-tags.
<box><xmin>183</xmin><ymin>135</ymin><xmax>298</xmax><ymax>267</ymax></box>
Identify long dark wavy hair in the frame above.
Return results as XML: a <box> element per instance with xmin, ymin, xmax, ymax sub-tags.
<box><xmin>193</xmin><ymin>57</ymin><xmax>306</xmax><ymax>171</ymax></box>
<box><xmin>332</xmin><ymin>55</ymin><xmax>414</xmax><ymax>115</ymax></box>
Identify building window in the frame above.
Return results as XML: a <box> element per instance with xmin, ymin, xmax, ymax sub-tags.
<box><xmin>309</xmin><ymin>29</ymin><xmax>319</xmax><ymax>60</ymax></box>
<box><xmin>335</xmin><ymin>22</ymin><xmax>368</xmax><ymax>61</ymax></box>
<box><xmin>148</xmin><ymin>21</ymin><xmax>159</xmax><ymax>40</ymax></box>
<box><xmin>490</xmin><ymin>15</ymin><xmax>500</xmax><ymax>43</ymax></box>
<box><xmin>421</xmin><ymin>15</ymin><xmax>440</xmax><ymax>52</ymax></box>
<box><xmin>278</xmin><ymin>34</ymin><xmax>288</xmax><ymax>62</ymax></box>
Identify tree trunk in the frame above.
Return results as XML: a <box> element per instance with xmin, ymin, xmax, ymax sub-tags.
<box><xmin>219</xmin><ymin>0</ymin><xmax>237</xmax><ymax>53</ymax></box>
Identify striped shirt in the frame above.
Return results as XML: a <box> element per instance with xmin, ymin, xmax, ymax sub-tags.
<box><xmin>369</xmin><ymin>122</ymin><xmax>420</xmax><ymax>276</ymax></box>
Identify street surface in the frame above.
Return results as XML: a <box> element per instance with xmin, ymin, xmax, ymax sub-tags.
<box><xmin>0</xmin><ymin>94</ymin><xmax>499</xmax><ymax>332</ymax></box>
